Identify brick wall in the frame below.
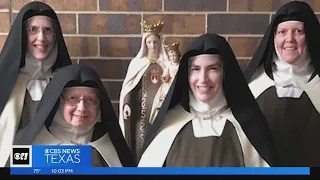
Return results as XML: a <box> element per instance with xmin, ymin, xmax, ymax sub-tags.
<box><xmin>0</xmin><ymin>0</ymin><xmax>319</xmax><ymax>115</ymax></box>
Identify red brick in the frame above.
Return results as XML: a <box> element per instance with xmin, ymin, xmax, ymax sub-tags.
<box><xmin>0</xmin><ymin>0</ymin><xmax>9</xmax><ymax>9</ymax></box>
<box><xmin>99</xmin><ymin>0</ymin><xmax>162</xmax><ymax>11</ymax></box>
<box><xmin>229</xmin><ymin>0</ymin><xmax>291</xmax><ymax>11</ymax></box>
<box><xmin>79</xmin><ymin>14</ymin><xmax>141</xmax><ymax>34</ymax></box>
<box><xmin>64</xmin><ymin>37</ymin><xmax>98</xmax><ymax>57</ymax></box>
<box><xmin>100</xmin><ymin>37</ymin><xmax>141</xmax><ymax>57</ymax></box>
<box><xmin>57</xmin><ymin>14</ymin><xmax>76</xmax><ymax>34</ymax></box>
<box><xmin>208</xmin><ymin>14</ymin><xmax>269</xmax><ymax>34</ymax></box>
<box><xmin>0</xmin><ymin>35</ymin><xmax>7</xmax><ymax>52</ymax></box>
<box><xmin>0</xmin><ymin>12</ymin><xmax>10</xmax><ymax>33</ymax></box>
<box><xmin>11</xmin><ymin>0</ymin><xmax>31</xmax><ymax>10</ymax></box>
<box><xmin>144</xmin><ymin>14</ymin><xmax>205</xmax><ymax>34</ymax></box>
<box><xmin>102</xmin><ymin>81</ymin><xmax>123</xmax><ymax>101</ymax></box>
<box><xmin>38</xmin><ymin>0</ymin><xmax>97</xmax><ymax>11</ymax></box>
<box><xmin>164</xmin><ymin>0</ymin><xmax>226</xmax><ymax>11</ymax></box>
<box><xmin>79</xmin><ymin>59</ymin><xmax>130</xmax><ymax>79</ymax></box>
<box><xmin>228</xmin><ymin>37</ymin><xmax>262</xmax><ymax>57</ymax></box>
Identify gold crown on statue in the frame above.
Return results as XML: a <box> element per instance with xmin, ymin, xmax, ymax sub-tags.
<box><xmin>164</xmin><ymin>42</ymin><xmax>180</xmax><ymax>53</ymax></box>
<box><xmin>141</xmin><ymin>20</ymin><xmax>164</xmax><ymax>33</ymax></box>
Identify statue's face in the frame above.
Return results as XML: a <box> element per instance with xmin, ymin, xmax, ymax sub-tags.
<box><xmin>145</xmin><ymin>34</ymin><xmax>161</xmax><ymax>55</ymax></box>
<box><xmin>168</xmin><ymin>50</ymin><xmax>180</xmax><ymax>63</ymax></box>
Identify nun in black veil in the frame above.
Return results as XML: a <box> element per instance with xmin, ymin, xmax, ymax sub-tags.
<box><xmin>244</xmin><ymin>1</ymin><xmax>320</xmax><ymax>166</ymax></box>
<box><xmin>0</xmin><ymin>1</ymin><xmax>72</xmax><ymax>166</ymax></box>
<box><xmin>138</xmin><ymin>33</ymin><xmax>277</xmax><ymax>167</ymax></box>
<box><xmin>12</xmin><ymin>64</ymin><xmax>134</xmax><ymax>167</ymax></box>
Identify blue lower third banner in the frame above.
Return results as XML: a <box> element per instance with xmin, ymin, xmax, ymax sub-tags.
<box><xmin>10</xmin><ymin>145</ymin><xmax>92</xmax><ymax>168</ymax></box>
<box><xmin>10</xmin><ymin>167</ymin><xmax>310</xmax><ymax>175</ymax></box>
<box><xmin>9</xmin><ymin>145</ymin><xmax>310</xmax><ymax>175</ymax></box>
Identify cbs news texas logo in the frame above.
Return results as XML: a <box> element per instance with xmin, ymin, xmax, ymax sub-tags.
<box><xmin>10</xmin><ymin>145</ymin><xmax>32</xmax><ymax>167</ymax></box>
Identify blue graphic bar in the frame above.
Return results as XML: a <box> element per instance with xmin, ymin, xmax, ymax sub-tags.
<box><xmin>10</xmin><ymin>167</ymin><xmax>310</xmax><ymax>175</ymax></box>
<box><xmin>32</xmin><ymin>145</ymin><xmax>92</xmax><ymax>168</ymax></box>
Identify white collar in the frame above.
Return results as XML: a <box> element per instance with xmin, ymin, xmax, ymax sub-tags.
<box><xmin>20</xmin><ymin>44</ymin><xmax>58</xmax><ymax>101</ymax></box>
<box><xmin>189</xmin><ymin>88</ymin><xmax>229</xmax><ymax>137</ymax></box>
<box><xmin>272</xmin><ymin>45</ymin><xmax>314</xmax><ymax>98</ymax></box>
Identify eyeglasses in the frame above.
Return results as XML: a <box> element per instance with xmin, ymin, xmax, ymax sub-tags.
<box><xmin>26</xmin><ymin>26</ymin><xmax>55</xmax><ymax>36</ymax></box>
<box><xmin>61</xmin><ymin>96</ymin><xmax>100</xmax><ymax>106</ymax></box>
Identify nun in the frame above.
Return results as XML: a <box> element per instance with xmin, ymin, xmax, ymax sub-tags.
<box><xmin>0</xmin><ymin>1</ymin><xmax>72</xmax><ymax>166</ymax></box>
<box><xmin>138</xmin><ymin>33</ymin><xmax>277</xmax><ymax>167</ymax></box>
<box><xmin>244</xmin><ymin>1</ymin><xmax>320</xmax><ymax>166</ymax></box>
<box><xmin>11</xmin><ymin>64</ymin><xmax>134</xmax><ymax>167</ymax></box>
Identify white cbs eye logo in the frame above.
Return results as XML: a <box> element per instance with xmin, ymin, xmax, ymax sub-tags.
<box><xmin>14</xmin><ymin>153</ymin><xmax>28</xmax><ymax>160</ymax></box>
